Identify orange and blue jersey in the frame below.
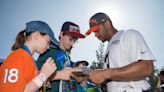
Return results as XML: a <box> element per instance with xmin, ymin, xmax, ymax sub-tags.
<box><xmin>0</xmin><ymin>48</ymin><xmax>38</xmax><ymax>92</ymax></box>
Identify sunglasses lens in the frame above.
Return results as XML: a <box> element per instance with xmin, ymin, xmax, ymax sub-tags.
<box><xmin>69</xmin><ymin>36</ymin><xmax>78</xmax><ymax>42</ymax></box>
<box><xmin>66</xmin><ymin>34</ymin><xmax>78</xmax><ymax>43</ymax></box>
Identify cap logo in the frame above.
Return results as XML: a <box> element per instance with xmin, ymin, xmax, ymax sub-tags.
<box><xmin>89</xmin><ymin>19</ymin><xmax>98</xmax><ymax>24</ymax></box>
<box><xmin>69</xmin><ymin>25</ymin><xmax>79</xmax><ymax>33</ymax></box>
<box><xmin>101</xmin><ymin>19</ymin><xmax>106</xmax><ymax>22</ymax></box>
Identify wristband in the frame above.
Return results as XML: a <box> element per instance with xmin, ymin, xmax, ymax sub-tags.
<box><xmin>38</xmin><ymin>73</ymin><xmax>47</xmax><ymax>83</ymax></box>
<box><xmin>32</xmin><ymin>73</ymin><xmax>47</xmax><ymax>88</ymax></box>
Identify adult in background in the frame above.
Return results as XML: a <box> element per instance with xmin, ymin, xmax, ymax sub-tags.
<box><xmin>74</xmin><ymin>60</ymin><xmax>101</xmax><ymax>92</ymax></box>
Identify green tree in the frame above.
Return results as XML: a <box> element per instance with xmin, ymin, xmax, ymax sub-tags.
<box><xmin>148</xmin><ymin>67</ymin><xmax>164</xmax><ymax>92</ymax></box>
<box><xmin>90</xmin><ymin>42</ymin><xmax>105</xmax><ymax>69</ymax></box>
<box><xmin>148</xmin><ymin>67</ymin><xmax>159</xmax><ymax>92</ymax></box>
<box><xmin>90</xmin><ymin>61</ymin><xmax>98</xmax><ymax>70</ymax></box>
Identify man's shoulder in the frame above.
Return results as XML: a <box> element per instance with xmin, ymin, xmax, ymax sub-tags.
<box><xmin>121</xmin><ymin>29</ymin><xmax>143</xmax><ymax>40</ymax></box>
<box><xmin>124</xmin><ymin>29</ymin><xmax>141</xmax><ymax>36</ymax></box>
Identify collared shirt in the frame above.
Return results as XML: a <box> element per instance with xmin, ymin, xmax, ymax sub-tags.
<box><xmin>104</xmin><ymin>29</ymin><xmax>155</xmax><ymax>92</ymax></box>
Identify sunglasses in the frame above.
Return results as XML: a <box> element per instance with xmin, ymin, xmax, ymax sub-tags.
<box><xmin>65</xmin><ymin>33</ymin><xmax>78</xmax><ymax>43</ymax></box>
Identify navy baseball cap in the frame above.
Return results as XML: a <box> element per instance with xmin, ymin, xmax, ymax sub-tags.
<box><xmin>25</xmin><ymin>21</ymin><xmax>59</xmax><ymax>46</ymax></box>
<box><xmin>85</xmin><ymin>13</ymin><xmax>110</xmax><ymax>35</ymax></box>
<box><xmin>75</xmin><ymin>60</ymin><xmax>89</xmax><ymax>67</ymax></box>
<box><xmin>61</xmin><ymin>21</ymin><xmax>85</xmax><ymax>38</ymax></box>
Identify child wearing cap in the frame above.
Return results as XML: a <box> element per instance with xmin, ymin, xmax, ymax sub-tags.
<box><xmin>0</xmin><ymin>21</ymin><xmax>79</xmax><ymax>92</ymax></box>
<box><xmin>74</xmin><ymin>60</ymin><xmax>102</xmax><ymax>92</ymax></box>
<box><xmin>37</xmin><ymin>21</ymin><xmax>85</xmax><ymax>92</ymax></box>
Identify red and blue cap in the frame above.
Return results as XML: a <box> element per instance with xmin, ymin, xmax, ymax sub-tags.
<box><xmin>61</xmin><ymin>21</ymin><xmax>85</xmax><ymax>38</ymax></box>
<box><xmin>85</xmin><ymin>13</ymin><xmax>110</xmax><ymax>35</ymax></box>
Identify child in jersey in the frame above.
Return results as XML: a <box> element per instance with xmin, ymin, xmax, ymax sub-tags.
<box><xmin>0</xmin><ymin>21</ymin><xmax>80</xmax><ymax>92</ymax></box>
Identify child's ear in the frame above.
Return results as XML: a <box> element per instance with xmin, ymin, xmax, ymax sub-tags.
<box><xmin>59</xmin><ymin>31</ymin><xmax>64</xmax><ymax>37</ymax></box>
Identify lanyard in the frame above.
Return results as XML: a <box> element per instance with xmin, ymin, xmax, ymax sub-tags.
<box><xmin>104</xmin><ymin>51</ymin><xmax>110</xmax><ymax>68</ymax></box>
<box><xmin>21</xmin><ymin>45</ymin><xmax>39</xmax><ymax>72</ymax></box>
<box><xmin>22</xmin><ymin>45</ymin><xmax>32</xmax><ymax>56</ymax></box>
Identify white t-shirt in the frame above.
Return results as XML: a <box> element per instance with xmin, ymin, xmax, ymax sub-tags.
<box><xmin>104</xmin><ymin>29</ymin><xmax>155</xmax><ymax>92</ymax></box>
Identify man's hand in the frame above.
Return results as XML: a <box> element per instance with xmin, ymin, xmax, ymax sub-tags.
<box><xmin>89</xmin><ymin>60</ymin><xmax>154</xmax><ymax>84</ymax></box>
<box><xmin>89</xmin><ymin>69</ymin><xmax>108</xmax><ymax>84</ymax></box>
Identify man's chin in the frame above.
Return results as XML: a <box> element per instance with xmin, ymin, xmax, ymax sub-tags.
<box><xmin>101</xmin><ymin>40</ymin><xmax>106</xmax><ymax>42</ymax></box>
<box><xmin>98</xmin><ymin>38</ymin><xmax>105</xmax><ymax>42</ymax></box>
<box><xmin>100</xmin><ymin>39</ymin><xmax>106</xmax><ymax>42</ymax></box>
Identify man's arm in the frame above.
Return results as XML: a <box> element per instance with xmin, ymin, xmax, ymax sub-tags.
<box><xmin>89</xmin><ymin>60</ymin><xmax>154</xmax><ymax>84</ymax></box>
<box><xmin>105</xmin><ymin>60</ymin><xmax>154</xmax><ymax>81</ymax></box>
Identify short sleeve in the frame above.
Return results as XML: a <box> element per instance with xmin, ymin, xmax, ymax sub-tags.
<box><xmin>122</xmin><ymin>30</ymin><xmax>155</xmax><ymax>63</ymax></box>
<box><xmin>0</xmin><ymin>55</ymin><xmax>30</xmax><ymax>92</ymax></box>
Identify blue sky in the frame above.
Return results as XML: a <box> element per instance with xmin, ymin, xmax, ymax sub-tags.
<box><xmin>0</xmin><ymin>0</ymin><xmax>164</xmax><ymax>69</ymax></box>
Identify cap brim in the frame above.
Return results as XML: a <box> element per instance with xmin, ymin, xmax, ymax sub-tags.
<box><xmin>65</xmin><ymin>32</ymin><xmax>85</xmax><ymax>38</ymax></box>
<box><xmin>72</xmin><ymin>72</ymin><xmax>87</xmax><ymax>76</ymax></box>
<box><xmin>85</xmin><ymin>25</ymin><xmax>99</xmax><ymax>36</ymax></box>
<box><xmin>75</xmin><ymin>61</ymin><xmax>89</xmax><ymax>67</ymax></box>
<box><xmin>49</xmin><ymin>36</ymin><xmax>59</xmax><ymax>47</ymax></box>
